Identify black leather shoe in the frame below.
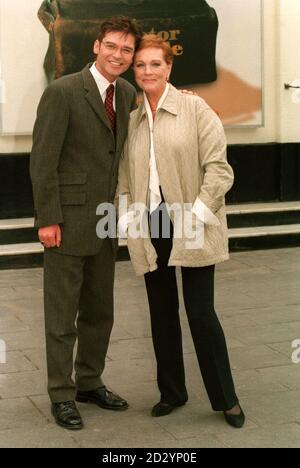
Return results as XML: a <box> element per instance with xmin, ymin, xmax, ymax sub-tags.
<box><xmin>51</xmin><ymin>401</ymin><xmax>83</xmax><ymax>430</ymax></box>
<box><xmin>223</xmin><ymin>406</ymin><xmax>245</xmax><ymax>428</ymax></box>
<box><xmin>151</xmin><ymin>401</ymin><xmax>186</xmax><ymax>417</ymax></box>
<box><xmin>76</xmin><ymin>387</ymin><xmax>128</xmax><ymax>411</ymax></box>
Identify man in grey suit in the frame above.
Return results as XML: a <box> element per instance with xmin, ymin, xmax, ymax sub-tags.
<box><xmin>30</xmin><ymin>16</ymin><xmax>142</xmax><ymax>430</ymax></box>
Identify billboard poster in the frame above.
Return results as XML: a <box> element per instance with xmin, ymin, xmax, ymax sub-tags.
<box><xmin>196</xmin><ymin>0</ymin><xmax>263</xmax><ymax>127</ymax></box>
<box><xmin>0</xmin><ymin>0</ymin><xmax>263</xmax><ymax>135</ymax></box>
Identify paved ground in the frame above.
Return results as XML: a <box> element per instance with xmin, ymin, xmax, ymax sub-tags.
<box><xmin>0</xmin><ymin>247</ymin><xmax>300</xmax><ymax>448</ymax></box>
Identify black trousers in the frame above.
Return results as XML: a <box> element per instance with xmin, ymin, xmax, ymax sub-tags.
<box><xmin>144</xmin><ymin>206</ymin><xmax>238</xmax><ymax>411</ymax></box>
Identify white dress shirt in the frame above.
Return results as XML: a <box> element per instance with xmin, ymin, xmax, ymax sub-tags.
<box><xmin>90</xmin><ymin>62</ymin><xmax>116</xmax><ymax>111</ymax></box>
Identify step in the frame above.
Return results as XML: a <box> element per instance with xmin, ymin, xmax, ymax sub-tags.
<box><xmin>228</xmin><ymin>223</ymin><xmax>300</xmax><ymax>238</ymax></box>
<box><xmin>0</xmin><ymin>243</ymin><xmax>43</xmax><ymax>256</ymax></box>
<box><xmin>227</xmin><ymin>201</ymin><xmax>300</xmax><ymax>228</ymax></box>
<box><xmin>228</xmin><ymin>224</ymin><xmax>300</xmax><ymax>252</ymax></box>
<box><xmin>0</xmin><ymin>203</ymin><xmax>300</xmax><ymax>268</ymax></box>
<box><xmin>2</xmin><ymin>223</ymin><xmax>300</xmax><ymax>253</ymax></box>
<box><xmin>0</xmin><ymin>218</ymin><xmax>34</xmax><ymax>229</ymax></box>
<box><xmin>1</xmin><ymin>201</ymin><xmax>300</xmax><ymax>229</ymax></box>
<box><xmin>0</xmin><ymin>241</ymin><xmax>129</xmax><ymax>257</ymax></box>
<box><xmin>0</xmin><ymin>240</ymin><xmax>129</xmax><ymax>269</ymax></box>
<box><xmin>226</xmin><ymin>201</ymin><xmax>300</xmax><ymax>214</ymax></box>
<box><xmin>0</xmin><ymin>242</ymin><xmax>44</xmax><ymax>269</ymax></box>
<box><xmin>0</xmin><ymin>218</ymin><xmax>37</xmax><ymax>245</ymax></box>
<box><xmin>1</xmin><ymin>223</ymin><xmax>300</xmax><ymax>269</ymax></box>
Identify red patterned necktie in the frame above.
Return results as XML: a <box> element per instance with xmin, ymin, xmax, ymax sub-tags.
<box><xmin>104</xmin><ymin>84</ymin><xmax>116</xmax><ymax>131</ymax></box>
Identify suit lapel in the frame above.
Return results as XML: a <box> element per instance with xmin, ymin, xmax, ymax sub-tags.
<box><xmin>82</xmin><ymin>64</ymin><xmax>113</xmax><ymax>133</ymax></box>
<box><xmin>115</xmin><ymin>81</ymin><xmax>128</xmax><ymax>153</ymax></box>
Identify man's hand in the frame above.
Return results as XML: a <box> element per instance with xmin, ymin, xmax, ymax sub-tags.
<box><xmin>38</xmin><ymin>224</ymin><xmax>61</xmax><ymax>248</ymax></box>
<box><xmin>180</xmin><ymin>89</ymin><xmax>198</xmax><ymax>96</ymax></box>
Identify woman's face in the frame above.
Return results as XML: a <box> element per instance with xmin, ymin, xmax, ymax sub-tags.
<box><xmin>133</xmin><ymin>47</ymin><xmax>172</xmax><ymax>96</ymax></box>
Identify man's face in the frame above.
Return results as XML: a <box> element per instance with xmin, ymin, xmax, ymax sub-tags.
<box><xmin>93</xmin><ymin>31</ymin><xmax>135</xmax><ymax>82</ymax></box>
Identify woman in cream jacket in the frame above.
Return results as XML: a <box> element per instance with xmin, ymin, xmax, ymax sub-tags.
<box><xmin>117</xmin><ymin>34</ymin><xmax>245</xmax><ymax>428</ymax></box>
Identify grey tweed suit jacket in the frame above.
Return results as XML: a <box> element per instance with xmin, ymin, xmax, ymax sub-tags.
<box><xmin>30</xmin><ymin>63</ymin><xmax>137</xmax><ymax>256</ymax></box>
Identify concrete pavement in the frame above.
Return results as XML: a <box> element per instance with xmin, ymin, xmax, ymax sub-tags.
<box><xmin>0</xmin><ymin>247</ymin><xmax>300</xmax><ymax>448</ymax></box>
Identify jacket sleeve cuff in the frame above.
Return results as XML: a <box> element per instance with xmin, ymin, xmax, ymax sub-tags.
<box><xmin>192</xmin><ymin>197</ymin><xmax>220</xmax><ymax>226</ymax></box>
<box><xmin>118</xmin><ymin>211</ymin><xmax>135</xmax><ymax>238</ymax></box>
<box><xmin>34</xmin><ymin>216</ymin><xmax>64</xmax><ymax>229</ymax></box>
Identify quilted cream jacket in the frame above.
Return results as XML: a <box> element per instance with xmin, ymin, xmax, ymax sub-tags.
<box><xmin>117</xmin><ymin>85</ymin><xmax>234</xmax><ymax>276</ymax></box>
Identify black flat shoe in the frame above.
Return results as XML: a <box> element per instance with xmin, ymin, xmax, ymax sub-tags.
<box><xmin>223</xmin><ymin>406</ymin><xmax>245</xmax><ymax>428</ymax></box>
<box><xmin>51</xmin><ymin>401</ymin><xmax>83</xmax><ymax>430</ymax></box>
<box><xmin>76</xmin><ymin>387</ymin><xmax>128</xmax><ymax>411</ymax></box>
<box><xmin>151</xmin><ymin>401</ymin><xmax>186</xmax><ymax>417</ymax></box>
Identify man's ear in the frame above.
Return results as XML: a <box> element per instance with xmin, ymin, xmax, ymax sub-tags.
<box><xmin>93</xmin><ymin>39</ymin><xmax>100</xmax><ymax>55</ymax></box>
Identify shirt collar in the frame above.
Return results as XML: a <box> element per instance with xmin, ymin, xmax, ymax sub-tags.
<box><xmin>143</xmin><ymin>83</ymin><xmax>170</xmax><ymax>120</ymax></box>
<box><xmin>136</xmin><ymin>84</ymin><xmax>178</xmax><ymax>126</ymax></box>
<box><xmin>90</xmin><ymin>62</ymin><xmax>117</xmax><ymax>95</ymax></box>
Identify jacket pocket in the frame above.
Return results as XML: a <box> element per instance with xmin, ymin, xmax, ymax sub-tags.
<box><xmin>60</xmin><ymin>192</ymin><xmax>86</xmax><ymax>206</ymax></box>
<box><xmin>58</xmin><ymin>172</ymin><xmax>87</xmax><ymax>185</ymax></box>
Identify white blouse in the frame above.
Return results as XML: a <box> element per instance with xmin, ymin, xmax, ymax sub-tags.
<box><xmin>144</xmin><ymin>83</ymin><xmax>170</xmax><ymax>213</ymax></box>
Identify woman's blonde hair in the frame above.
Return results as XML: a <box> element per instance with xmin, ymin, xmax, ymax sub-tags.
<box><xmin>135</xmin><ymin>33</ymin><xmax>174</xmax><ymax>64</ymax></box>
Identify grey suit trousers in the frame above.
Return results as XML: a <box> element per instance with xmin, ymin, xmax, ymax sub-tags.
<box><xmin>43</xmin><ymin>238</ymin><xmax>115</xmax><ymax>403</ymax></box>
